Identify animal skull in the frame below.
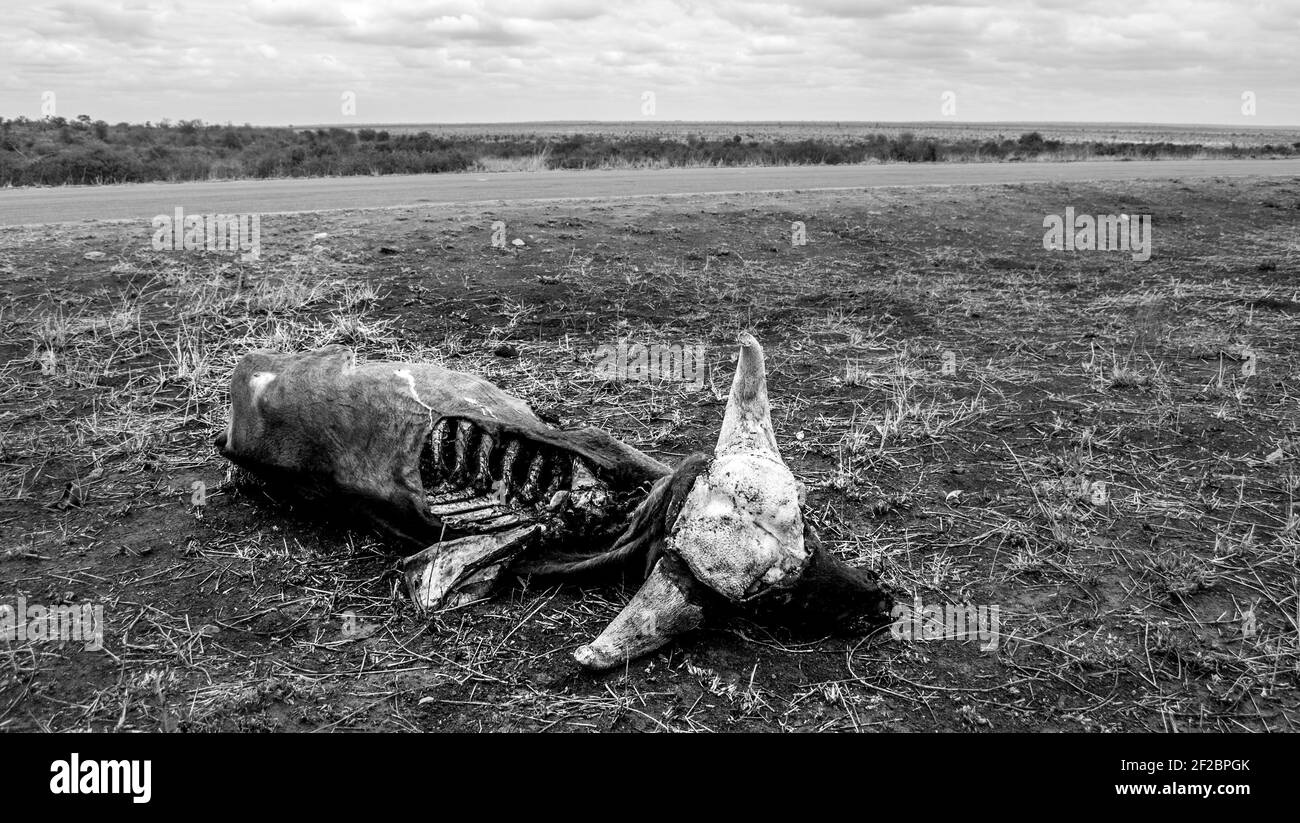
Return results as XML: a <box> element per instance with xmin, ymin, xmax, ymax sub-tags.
<box><xmin>573</xmin><ymin>333</ymin><xmax>891</xmax><ymax>669</ymax></box>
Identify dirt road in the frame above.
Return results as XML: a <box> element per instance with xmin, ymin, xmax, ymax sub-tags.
<box><xmin>3</xmin><ymin>158</ymin><xmax>1298</xmax><ymax>225</ymax></box>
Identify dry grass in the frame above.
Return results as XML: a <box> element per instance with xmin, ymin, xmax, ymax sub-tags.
<box><xmin>1</xmin><ymin>177</ymin><xmax>1298</xmax><ymax>732</ymax></box>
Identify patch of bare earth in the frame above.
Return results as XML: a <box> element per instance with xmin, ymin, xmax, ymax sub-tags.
<box><xmin>1</xmin><ymin>176</ymin><xmax>1298</xmax><ymax>731</ymax></box>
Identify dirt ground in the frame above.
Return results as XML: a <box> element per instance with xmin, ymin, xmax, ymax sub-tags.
<box><xmin>2</xmin><ymin>175</ymin><xmax>1298</xmax><ymax>732</ymax></box>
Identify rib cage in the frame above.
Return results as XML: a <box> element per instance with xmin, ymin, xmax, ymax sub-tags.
<box><xmin>419</xmin><ymin>415</ymin><xmax>614</xmax><ymax>536</ymax></box>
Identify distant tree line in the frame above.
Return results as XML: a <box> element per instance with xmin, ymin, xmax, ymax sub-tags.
<box><xmin>2</xmin><ymin>116</ymin><xmax>1296</xmax><ymax>187</ymax></box>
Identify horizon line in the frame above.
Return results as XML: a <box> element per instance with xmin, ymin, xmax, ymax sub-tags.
<box><xmin>172</xmin><ymin>119</ymin><xmax>1300</xmax><ymax>130</ymax></box>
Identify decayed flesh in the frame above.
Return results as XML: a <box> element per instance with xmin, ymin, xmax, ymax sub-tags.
<box><xmin>406</xmin><ymin>414</ymin><xmax>632</xmax><ymax>610</ymax></box>
<box><xmin>420</xmin><ymin>415</ymin><xmax>599</xmax><ymax>532</ymax></box>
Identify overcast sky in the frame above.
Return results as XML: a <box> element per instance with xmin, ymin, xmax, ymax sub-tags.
<box><xmin>2</xmin><ymin>0</ymin><xmax>1296</xmax><ymax>126</ymax></box>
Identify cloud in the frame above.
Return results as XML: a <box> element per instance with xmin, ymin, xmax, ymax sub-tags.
<box><xmin>9</xmin><ymin>38</ymin><xmax>90</xmax><ymax>66</ymax></box>
<box><xmin>248</xmin><ymin>0</ymin><xmax>348</xmax><ymax>28</ymax></box>
<box><xmin>44</xmin><ymin>1</ymin><xmax>168</xmax><ymax>45</ymax></box>
<box><xmin>0</xmin><ymin>0</ymin><xmax>1294</xmax><ymax>124</ymax></box>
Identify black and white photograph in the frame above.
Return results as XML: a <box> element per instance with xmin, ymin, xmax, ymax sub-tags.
<box><xmin>0</xmin><ymin>0</ymin><xmax>1296</xmax><ymax>784</ymax></box>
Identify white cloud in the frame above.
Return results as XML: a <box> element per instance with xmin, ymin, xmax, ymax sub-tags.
<box><xmin>0</xmin><ymin>0</ymin><xmax>1294</xmax><ymax>124</ymax></box>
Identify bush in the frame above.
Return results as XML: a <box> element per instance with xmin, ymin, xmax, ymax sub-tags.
<box><xmin>20</xmin><ymin>146</ymin><xmax>144</xmax><ymax>184</ymax></box>
<box><xmin>0</xmin><ymin>119</ymin><xmax>1280</xmax><ymax>186</ymax></box>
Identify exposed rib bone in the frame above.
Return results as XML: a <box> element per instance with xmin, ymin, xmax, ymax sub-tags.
<box><xmin>520</xmin><ymin>449</ymin><xmax>549</xmax><ymax>504</ymax></box>
<box><xmin>428</xmin><ymin>488</ymin><xmax>479</xmax><ymax>506</ymax></box>
<box><xmin>429</xmin><ymin>498</ymin><xmax>499</xmax><ymax>517</ymax></box>
<box><xmin>431</xmin><ymin>417</ymin><xmax>455</xmax><ymax>481</ymax></box>
<box><xmin>450</xmin><ymin>420</ymin><xmax>478</xmax><ymax>485</ymax></box>
<box><xmin>498</xmin><ymin>439</ymin><xmax>522</xmax><ymax>495</ymax></box>
<box><xmin>443</xmin><ymin>506</ymin><xmax>513</xmax><ymax>528</ymax></box>
<box><xmin>472</xmin><ymin>430</ymin><xmax>496</xmax><ymax>493</ymax></box>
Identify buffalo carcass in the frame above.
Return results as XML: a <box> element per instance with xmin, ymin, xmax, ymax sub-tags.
<box><xmin>216</xmin><ymin>336</ymin><xmax>891</xmax><ymax>670</ymax></box>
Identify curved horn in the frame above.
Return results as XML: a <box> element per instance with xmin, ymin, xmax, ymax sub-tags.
<box><xmin>574</xmin><ymin>556</ymin><xmax>705</xmax><ymax>670</ymax></box>
<box><xmin>716</xmin><ymin>332</ymin><xmax>781</xmax><ymax>460</ymax></box>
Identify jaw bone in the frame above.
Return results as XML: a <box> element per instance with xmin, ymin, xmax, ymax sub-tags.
<box><xmin>576</xmin><ymin>332</ymin><xmax>811</xmax><ymax>668</ymax></box>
